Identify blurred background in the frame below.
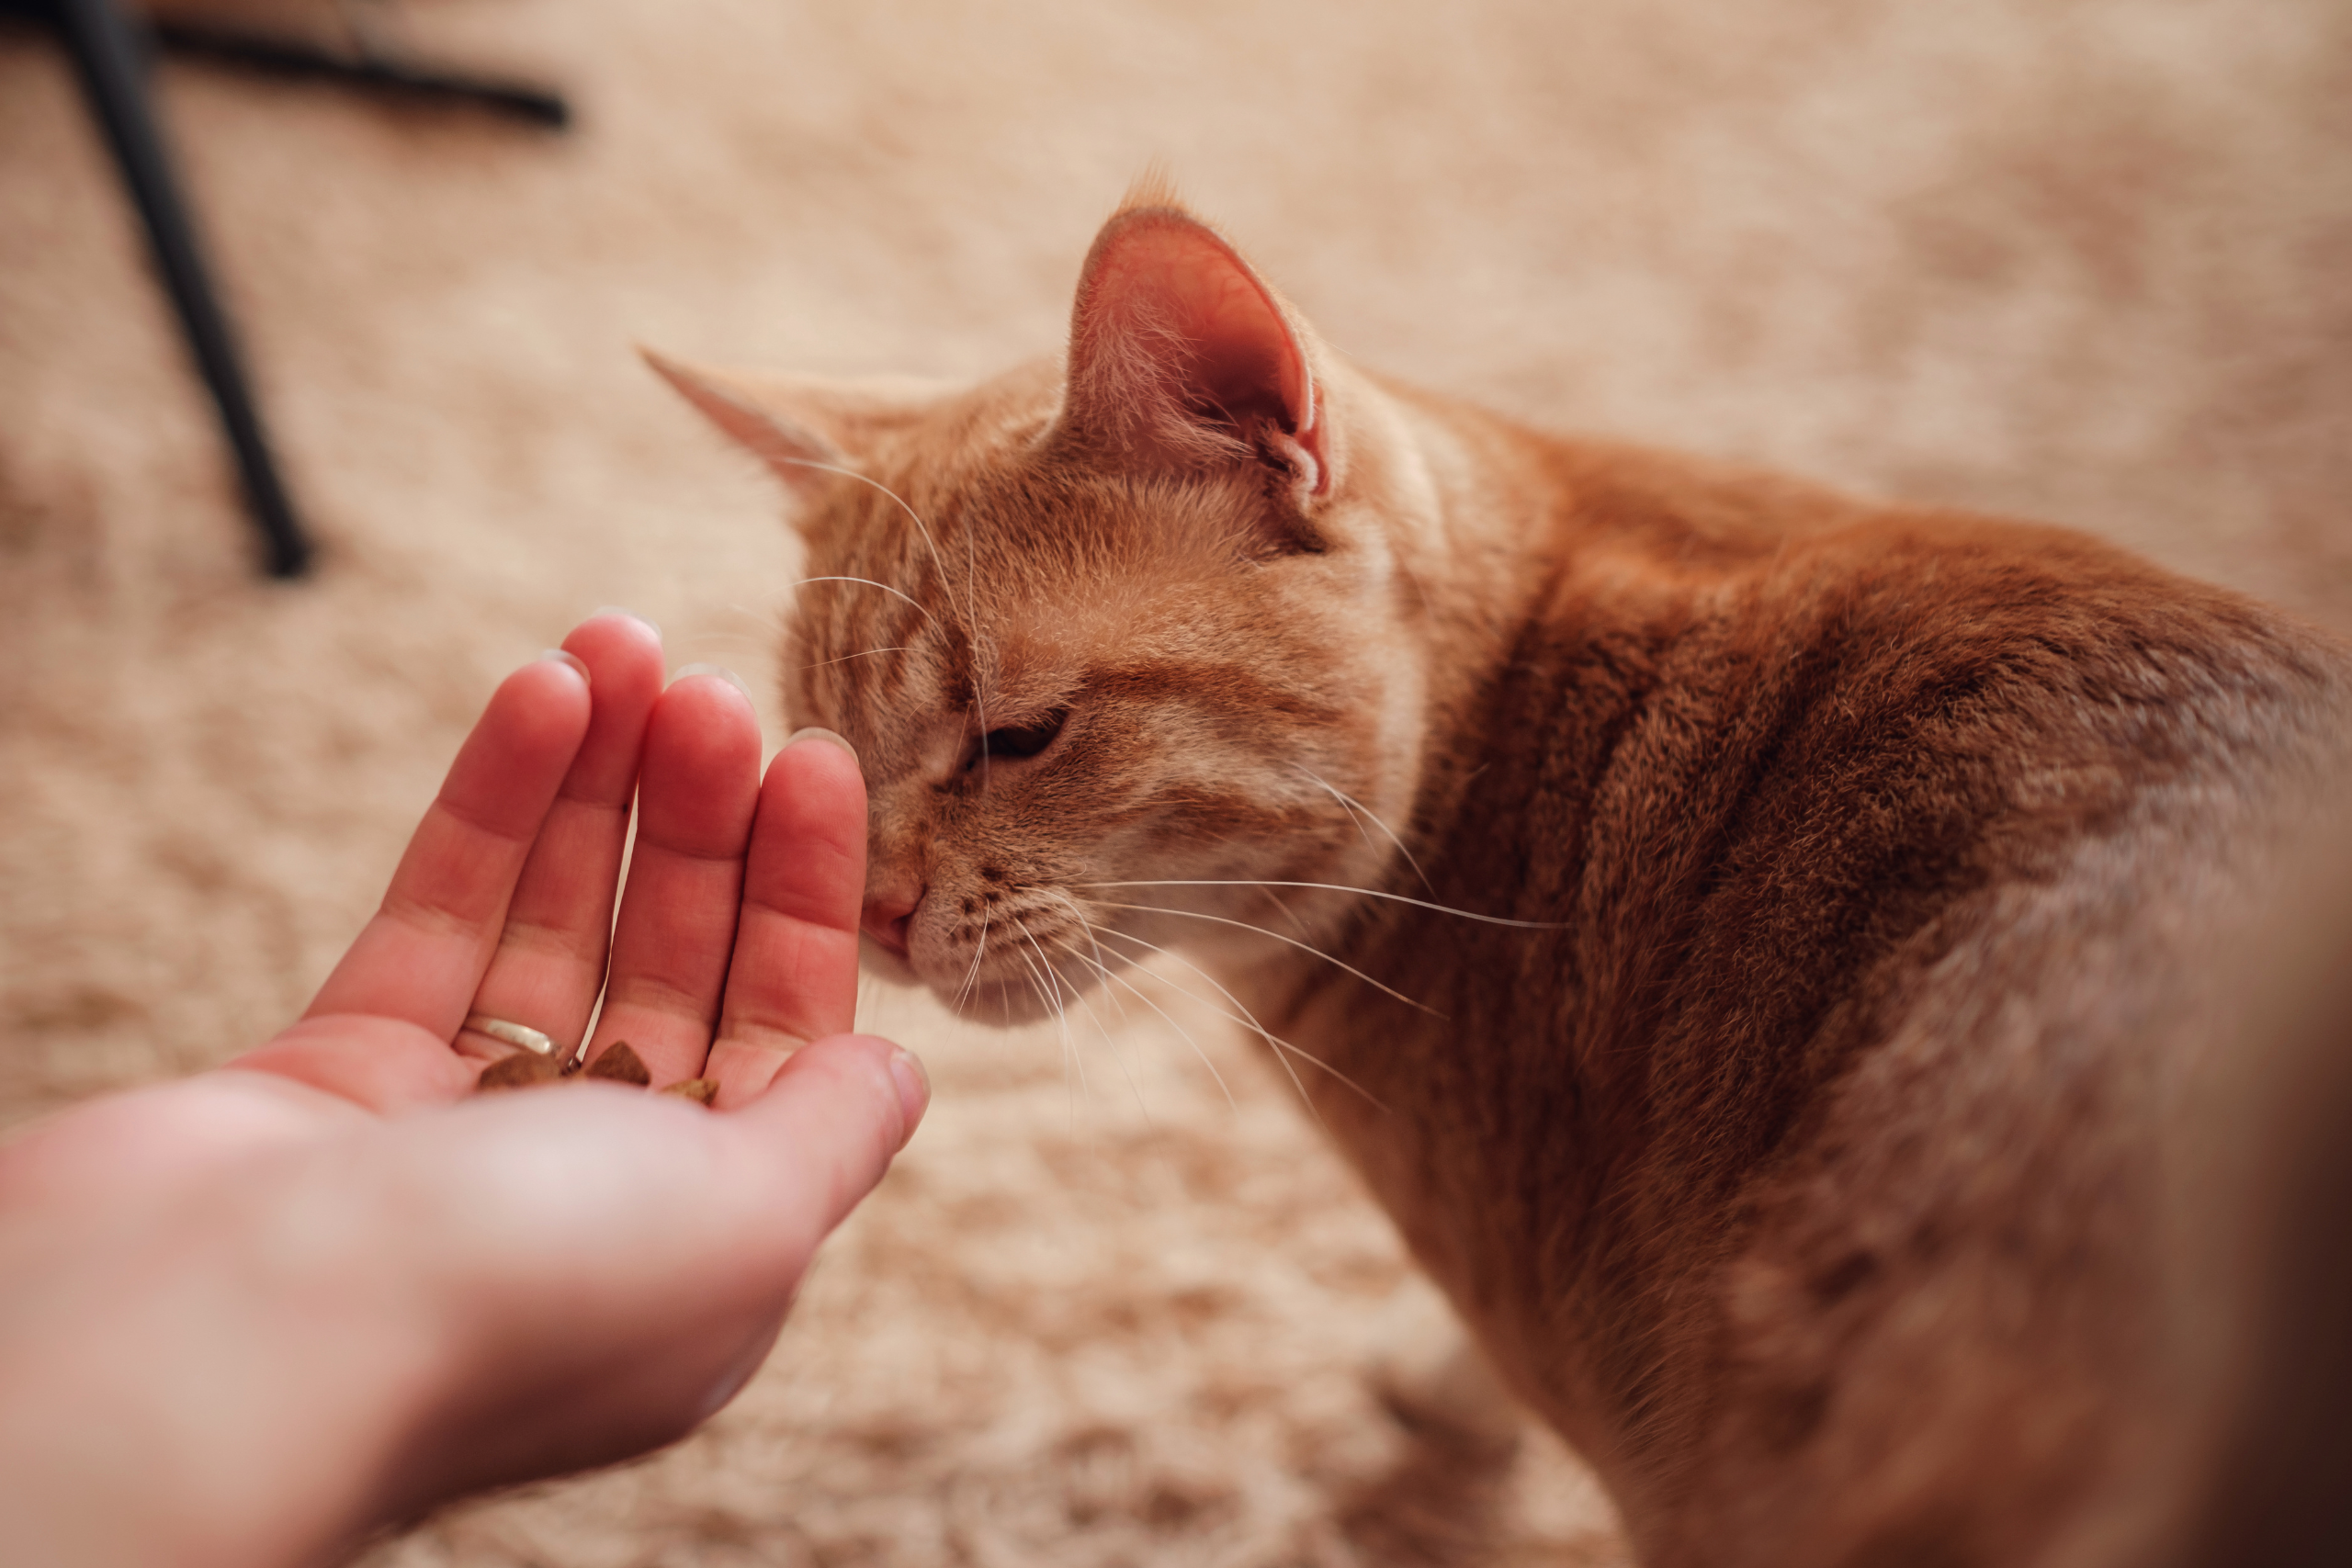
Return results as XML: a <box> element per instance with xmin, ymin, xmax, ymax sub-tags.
<box><xmin>2</xmin><ymin>1</ymin><xmax>2346</xmax><ymax>1562</ymax></box>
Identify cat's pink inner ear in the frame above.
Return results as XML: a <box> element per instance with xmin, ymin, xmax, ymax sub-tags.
<box><xmin>640</xmin><ymin>347</ymin><xmax>847</xmax><ymax>492</ymax></box>
<box><xmin>1068</xmin><ymin>209</ymin><xmax>1326</xmax><ymax>492</ymax></box>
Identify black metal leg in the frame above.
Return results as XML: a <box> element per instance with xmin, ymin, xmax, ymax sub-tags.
<box><xmin>52</xmin><ymin>0</ymin><xmax>313</xmax><ymax>578</ymax></box>
<box><xmin>153</xmin><ymin>22</ymin><xmax>570</xmax><ymax>129</ymax></box>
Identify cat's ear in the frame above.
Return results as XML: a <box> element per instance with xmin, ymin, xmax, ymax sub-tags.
<box><xmin>1057</xmin><ymin>194</ymin><xmax>1331</xmax><ymax>505</ymax></box>
<box><xmin>641</xmin><ymin>348</ymin><xmax>936</xmax><ymax>499</ymax></box>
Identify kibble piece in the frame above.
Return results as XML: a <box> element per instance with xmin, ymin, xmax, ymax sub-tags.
<box><xmin>584</xmin><ymin>1041</ymin><xmax>652</xmax><ymax>1086</ymax></box>
<box><xmin>475</xmin><ymin>1051</ymin><xmax>562</xmax><ymax>1093</ymax></box>
<box><xmin>661</xmin><ymin>1077</ymin><xmax>719</xmax><ymax>1107</ymax></box>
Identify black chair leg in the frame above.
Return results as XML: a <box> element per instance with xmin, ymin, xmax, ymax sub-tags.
<box><xmin>53</xmin><ymin>0</ymin><xmax>312</xmax><ymax>578</ymax></box>
<box><xmin>153</xmin><ymin>21</ymin><xmax>570</xmax><ymax>130</ymax></box>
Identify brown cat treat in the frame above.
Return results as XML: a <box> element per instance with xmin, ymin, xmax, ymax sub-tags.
<box><xmin>471</xmin><ymin>1039</ymin><xmax>715</xmax><ymax>1107</ymax></box>
<box><xmin>660</xmin><ymin>1077</ymin><xmax>719</xmax><ymax>1107</ymax></box>
<box><xmin>473</xmin><ymin>1050</ymin><xmax>561</xmax><ymax>1093</ymax></box>
<box><xmin>583</xmin><ymin>1041</ymin><xmax>651</xmax><ymax>1087</ymax></box>
<box><xmin>655</xmin><ymin>182</ymin><xmax>2351</xmax><ymax>1568</ymax></box>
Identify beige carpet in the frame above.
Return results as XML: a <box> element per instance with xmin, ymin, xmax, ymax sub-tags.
<box><xmin>3</xmin><ymin>1</ymin><xmax>2346</xmax><ymax>1562</ymax></box>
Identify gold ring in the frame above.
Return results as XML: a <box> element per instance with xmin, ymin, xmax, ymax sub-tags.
<box><xmin>462</xmin><ymin>1013</ymin><xmax>560</xmax><ymax>1057</ymax></box>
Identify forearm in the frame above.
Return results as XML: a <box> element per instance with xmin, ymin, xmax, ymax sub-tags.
<box><xmin>0</xmin><ymin>1145</ymin><xmax>451</xmax><ymax>1568</ymax></box>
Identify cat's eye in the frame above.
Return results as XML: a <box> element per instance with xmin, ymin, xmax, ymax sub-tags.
<box><xmin>970</xmin><ymin>707</ymin><xmax>1069</xmax><ymax>768</ymax></box>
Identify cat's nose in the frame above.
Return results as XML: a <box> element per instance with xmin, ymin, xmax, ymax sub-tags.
<box><xmin>862</xmin><ymin>884</ymin><xmax>922</xmax><ymax>960</ymax></box>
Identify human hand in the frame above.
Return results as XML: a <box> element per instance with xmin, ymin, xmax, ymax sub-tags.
<box><xmin>0</xmin><ymin>613</ymin><xmax>924</xmax><ymax>1568</ymax></box>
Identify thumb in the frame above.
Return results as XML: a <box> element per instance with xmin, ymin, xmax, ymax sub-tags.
<box><xmin>713</xmin><ymin>1034</ymin><xmax>930</xmax><ymax>1251</ymax></box>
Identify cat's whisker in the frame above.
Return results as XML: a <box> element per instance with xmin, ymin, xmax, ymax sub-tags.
<box><xmin>1074</xmin><ymin>879</ymin><xmax>1565</xmax><ymax>930</ymax></box>
<box><xmin>1040</xmin><ymin>931</ymin><xmax>1154</xmax><ymax>1124</ymax></box>
<box><xmin>1012</xmin><ymin>930</ymin><xmax>1087</xmax><ymax>1117</ymax></box>
<box><xmin>1022</xmin><ymin>926</ymin><xmax>1097</xmax><ymax>1075</ymax></box>
<box><xmin>792</xmin><ymin>575</ymin><xmax>937</xmax><ymax>627</ymax></box>
<box><xmin>1086</xmin><ymin>899</ymin><xmax>1442</xmax><ymax>1018</ymax></box>
<box><xmin>782</xmin><ymin>456</ymin><xmax>1006</xmax><ymax>786</ymax></box>
<box><xmin>713</xmin><ymin>600</ymin><xmax>781</xmax><ymax>629</ymax></box>
<box><xmin>1051</xmin><ymin>933</ymin><xmax>1236</xmax><ymax>1109</ymax></box>
<box><xmin>921</xmin><ymin>960</ymin><xmax>969</xmax><ymax>1059</ymax></box>
<box><xmin>1290</xmin><ymin>762</ymin><xmax>1438</xmax><ymax>897</ymax></box>
<box><xmin>1007</xmin><ymin>939</ymin><xmax>1069</xmax><ymax>1099</ymax></box>
<box><xmin>1255</xmin><ymin>884</ymin><xmax>1312</xmax><ymax>939</ymax></box>
<box><xmin>952</xmin><ymin>904</ymin><xmax>994</xmax><ymax>1020</ymax></box>
<box><xmin>1091</xmin><ymin>924</ymin><xmax>1387</xmax><ymax>1118</ymax></box>
<box><xmin>669</xmin><ymin>603</ymin><xmax>786</xmax><ymax>664</ymax></box>
<box><xmin>798</xmin><ymin>646</ymin><xmax>911</xmax><ymax>672</ymax></box>
<box><xmin>1018</xmin><ymin>924</ymin><xmax>1083</xmax><ymax>1022</ymax></box>
<box><xmin>1301</xmin><ymin>774</ymin><xmax>1389</xmax><ymax>871</ymax></box>
<box><xmin>1049</xmin><ymin>889</ymin><xmax>1128</xmax><ymax>1026</ymax></box>
<box><xmin>1094</xmin><ymin>925</ymin><xmax>1321</xmax><ymax>1121</ymax></box>
<box><xmin>778</xmin><ymin>458</ymin><xmax>961</xmax><ymax>610</ymax></box>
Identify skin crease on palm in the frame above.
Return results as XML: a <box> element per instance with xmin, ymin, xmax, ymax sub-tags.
<box><xmin>0</xmin><ymin>612</ymin><xmax>931</xmax><ymax>1568</ymax></box>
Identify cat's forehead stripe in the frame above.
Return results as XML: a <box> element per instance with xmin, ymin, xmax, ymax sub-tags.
<box><xmin>1088</xmin><ymin>662</ymin><xmax>1344</xmax><ymax>729</ymax></box>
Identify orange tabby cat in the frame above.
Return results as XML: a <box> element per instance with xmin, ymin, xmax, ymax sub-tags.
<box><xmin>650</xmin><ymin>183</ymin><xmax>2350</xmax><ymax>1567</ymax></box>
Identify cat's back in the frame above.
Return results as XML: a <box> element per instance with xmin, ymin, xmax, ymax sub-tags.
<box><xmin>1317</xmin><ymin>406</ymin><xmax>2352</xmax><ymax>1566</ymax></box>
<box><xmin>1659</xmin><ymin>525</ymin><xmax>2347</xmax><ymax>1567</ymax></box>
<box><xmin>1493</xmin><ymin>429</ymin><xmax>2345</xmax><ymax>895</ymax></box>
<box><xmin>1434</xmin><ymin>424</ymin><xmax>2346</xmax><ymax>1089</ymax></box>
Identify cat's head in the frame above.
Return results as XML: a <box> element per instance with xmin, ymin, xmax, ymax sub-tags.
<box><xmin>652</xmin><ymin>189</ymin><xmax>1435</xmax><ymax>1024</ymax></box>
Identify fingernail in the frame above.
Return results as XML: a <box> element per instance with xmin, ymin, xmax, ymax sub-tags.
<box><xmin>673</xmin><ymin>662</ymin><xmax>754</xmax><ymax>705</ymax></box>
<box><xmin>785</xmin><ymin>726</ymin><xmax>859</xmax><ymax>768</ymax></box>
<box><xmin>537</xmin><ymin>649</ymin><xmax>591</xmax><ymax>682</ymax></box>
<box><xmin>591</xmin><ymin>606</ymin><xmax>662</xmax><ymax>639</ymax></box>
<box><xmin>888</xmin><ymin>1047</ymin><xmax>930</xmax><ymax>1145</ymax></box>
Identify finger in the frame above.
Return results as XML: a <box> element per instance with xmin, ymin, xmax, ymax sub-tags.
<box><xmin>711</xmin><ymin>1034</ymin><xmax>929</xmax><ymax>1246</ymax></box>
<box><xmin>707</xmin><ymin>732</ymin><xmax>867</xmax><ymax>1086</ymax></box>
<box><xmin>306</xmin><ymin>656</ymin><xmax>592</xmax><ymax>1039</ymax></box>
<box><xmin>582</xmin><ymin>671</ymin><xmax>762</xmax><ymax>1084</ymax></box>
<box><xmin>457</xmin><ymin>614</ymin><xmax>665</xmax><ymax>1065</ymax></box>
